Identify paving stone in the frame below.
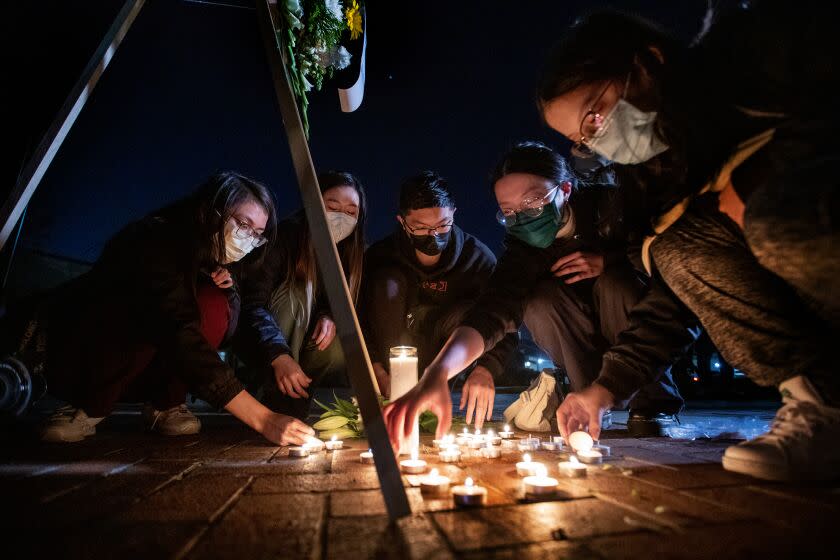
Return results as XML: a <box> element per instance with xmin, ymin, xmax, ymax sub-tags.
<box><xmin>396</xmin><ymin>513</ymin><xmax>456</xmax><ymax>559</ymax></box>
<box><xmin>560</xmin><ymin>473</ymin><xmax>751</xmax><ymax>527</ymax></box>
<box><xmin>117</xmin><ymin>473</ymin><xmax>251</xmax><ymax>523</ymax></box>
<box><xmin>586</xmin><ymin>520</ymin><xmax>825</xmax><ymax>559</ymax></box>
<box><xmin>459</xmin><ymin>540</ymin><xmax>599</xmax><ymax>560</ymax></box>
<box><xmin>187</xmin><ymin>493</ymin><xmax>326</xmax><ymax>559</ymax></box>
<box><xmin>626</xmin><ymin>463</ymin><xmax>756</xmax><ymax>490</ymax></box>
<box><xmin>330</xmin><ymin>487</ymin><xmax>425</xmax><ymax>516</ymax></box>
<box><xmin>325</xmin><ymin>515</ymin><xmax>401</xmax><ymax>560</ymax></box>
<box><xmin>748</xmin><ymin>483</ymin><xmax>840</xmax><ymax>508</ymax></box>
<box><xmin>432</xmin><ymin>498</ymin><xmax>654</xmax><ymax>551</ymax></box>
<box><xmin>251</xmin><ymin>470</ymin><xmax>385</xmax><ymax>493</ymax></box>
<box><xmin>215</xmin><ymin>439</ymin><xmax>280</xmax><ymax>462</ymax></box>
<box><xmin>684</xmin><ymin>485</ymin><xmax>837</xmax><ymax>533</ymax></box>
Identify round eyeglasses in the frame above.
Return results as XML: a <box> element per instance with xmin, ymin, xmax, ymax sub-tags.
<box><xmin>496</xmin><ymin>183</ymin><xmax>567</xmax><ymax>226</ymax></box>
<box><xmin>230</xmin><ymin>217</ymin><xmax>268</xmax><ymax>247</ymax></box>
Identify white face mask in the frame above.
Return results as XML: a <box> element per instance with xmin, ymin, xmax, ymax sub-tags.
<box><xmin>588</xmin><ymin>99</ymin><xmax>669</xmax><ymax>165</ymax></box>
<box><xmin>327</xmin><ymin>211</ymin><xmax>357</xmax><ymax>243</ymax></box>
<box><xmin>222</xmin><ymin>219</ymin><xmax>256</xmax><ymax>263</ymax></box>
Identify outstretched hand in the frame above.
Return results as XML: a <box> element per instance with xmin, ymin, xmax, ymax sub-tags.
<box><xmin>460</xmin><ymin>366</ymin><xmax>495</xmax><ymax>429</ymax></box>
<box><xmin>383</xmin><ymin>368</ymin><xmax>452</xmax><ymax>453</ymax></box>
<box><xmin>556</xmin><ymin>383</ymin><xmax>615</xmax><ymax>441</ymax></box>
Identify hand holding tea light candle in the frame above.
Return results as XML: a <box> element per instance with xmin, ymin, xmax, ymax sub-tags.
<box><xmin>420</xmin><ymin>468</ymin><xmax>451</xmax><ymax>496</ymax></box>
<box><xmin>577</xmin><ymin>449</ymin><xmax>603</xmax><ymax>464</ymax></box>
<box><xmin>452</xmin><ymin>477</ymin><xmax>487</xmax><ymax>507</ymax></box>
<box><xmin>499</xmin><ymin>424</ymin><xmax>515</xmax><ymax>439</ymax></box>
<box><xmin>558</xmin><ymin>455</ymin><xmax>587</xmax><ymax>478</ymax></box>
<box><xmin>359</xmin><ymin>449</ymin><xmax>374</xmax><ymax>464</ymax></box>
<box><xmin>516</xmin><ymin>453</ymin><xmax>542</xmax><ymax>477</ymax></box>
<box><xmin>523</xmin><ymin>464</ymin><xmax>559</xmax><ymax>497</ymax></box>
<box><xmin>325</xmin><ymin>434</ymin><xmax>343</xmax><ymax>451</ymax></box>
<box><xmin>390</xmin><ymin>346</ymin><xmax>419</xmax><ymax>455</ymax></box>
<box><xmin>400</xmin><ymin>449</ymin><xmax>427</xmax><ymax>474</ymax></box>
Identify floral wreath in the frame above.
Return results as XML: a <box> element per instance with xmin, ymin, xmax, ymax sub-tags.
<box><xmin>277</xmin><ymin>0</ymin><xmax>364</xmax><ymax>137</ymax></box>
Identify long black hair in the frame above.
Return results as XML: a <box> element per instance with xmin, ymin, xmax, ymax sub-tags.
<box><xmin>157</xmin><ymin>171</ymin><xmax>277</xmax><ymax>297</ymax></box>
<box><xmin>286</xmin><ymin>171</ymin><xmax>367</xmax><ymax>309</ymax></box>
<box><xmin>536</xmin><ymin>10</ymin><xmax>736</xmax><ymax>212</ymax></box>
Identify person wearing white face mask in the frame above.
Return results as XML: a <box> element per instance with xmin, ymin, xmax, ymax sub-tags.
<box><xmin>4</xmin><ymin>172</ymin><xmax>316</xmax><ymax>447</ymax></box>
<box><xmin>537</xmin><ymin>5</ymin><xmax>840</xmax><ymax>482</ymax></box>
<box><xmin>236</xmin><ymin>171</ymin><xmax>366</xmax><ymax>420</ymax></box>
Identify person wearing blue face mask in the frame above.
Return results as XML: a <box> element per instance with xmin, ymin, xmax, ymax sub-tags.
<box><xmin>537</xmin><ymin>4</ymin><xmax>840</xmax><ymax>482</ymax></box>
<box><xmin>360</xmin><ymin>171</ymin><xmax>517</xmax><ymax>427</ymax></box>
<box><xmin>383</xmin><ymin>142</ymin><xmax>687</xmax><ymax>445</ymax></box>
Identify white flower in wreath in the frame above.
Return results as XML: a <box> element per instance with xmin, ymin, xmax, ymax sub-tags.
<box><xmin>325</xmin><ymin>0</ymin><xmax>344</xmax><ymax>22</ymax></box>
<box><xmin>318</xmin><ymin>45</ymin><xmax>351</xmax><ymax>71</ymax></box>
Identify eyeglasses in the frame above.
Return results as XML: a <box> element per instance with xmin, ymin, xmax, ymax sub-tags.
<box><xmin>402</xmin><ymin>220</ymin><xmax>453</xmax><ymax>237</ymax></box>
<box><xmin>496</xmin><ymin>182</ymin><xmax>568</xmax><ymax>226</ymax></box>
<box><xmin>571</xmin><ymin>82</ymin><xmax>612</xmax><ymax>159</ymax></box>
<box><xmin>230</xmin><ymin>217</ymin><xmax>268</xmax><ymax>247</ymax></box>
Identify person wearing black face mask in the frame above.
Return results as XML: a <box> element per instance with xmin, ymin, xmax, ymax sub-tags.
<box><xmin>360</xmin><ymin>171</ymin><xmax>517</xmax><ymax>427</ymax></box>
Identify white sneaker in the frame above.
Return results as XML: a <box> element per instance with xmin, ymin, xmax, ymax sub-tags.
<box><xmin>722</xmin><ymin>376</ymin><xmax>840</xmax><ymax>482</ymax></box>
<box><xmin>40</xmin><ymin>405</ymin><xmax>105</xmax><ymax>443</ymax></box>
<box><xmin>142</xmin><ymin>403</ymin><xmax>201</xmax><ymax>436</ymax></box>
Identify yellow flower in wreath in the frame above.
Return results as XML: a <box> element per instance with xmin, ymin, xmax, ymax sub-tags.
<box><xmin>345</xmin><ymin>0</ymin><xmax>363</xmax><ymax>40</ymax></box>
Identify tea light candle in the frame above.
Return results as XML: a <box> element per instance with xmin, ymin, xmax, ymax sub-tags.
<box><xmin>359</xmin><ymin>449</ymin><xmax>374</xmax><ymax>464</ymax></box>
<box><xmin>519</xmin><ymin>434</ymin><xmax>541</xmax><ymax>451</ymax></box>
<box><xmin>481</xmin><ymin>445</ymin><xmax>501</xmax><ymax>459</ymax></box>
<box><xmin>303</xmin><ymin>437</ymin><xmax>325</xmax><ymax>453</ymax></box>
<box><xmin>485</xmin><ymin>430</ymin><xmax>502</xmax><ymax>446</ymax></box>
<box><xmin>390</xmin><ymin>346</ymin><xmax>419</xmax><ymax>455</ymax></box>
<box><xmin>541</xmin><ymin>441</ymin><xmax>561</xmax><ymax>452</ymax></box>
<box><xmin>593</xmin><ymin>441</ymin><xmax>611</xmax><ymax>457</ymax></box>
<box><xmin>577</xmin><ymin>449</ymin><xmax>603</xmax><ymax>464</ymax></box>
<box><xmin>420</xmin><ymin>468</ymin><xmax>450</xmax><ymax>496</ymax></box>
<box><xmin>455</xmin><ymin>427</ymin><xmax>472</xmax><ymax>446</ymax></box>
<box><xmin>558</xmin><ymin>455</ymin><xmax>587</xmax><ymax>478</ymax></box>
<box><xmin>499</xmin><ymin>424</ymin><xmax>515</xmax><ymax>439</ymax></box>
<box><xmin>523</xmin><ymin>464</ymin><xmax>559</xmax><ymax>496</ymax></box>
<box><xmin>325</xmin><ymin>434</ymin><xmax>343</xmax><ymax>451</ymax></box>
<box><xmin>439</xmin><ymin>448</ymin><xmax>462</xmax><ymax>463</ymax></box>
<box><xmin>501</xmin><ymin>439</ymin><xmax>517</xmax><ymax>449</ymax></box>
<box><xmin>551</xmin><ymin>435</ymin><xmax>565</xmax><ymax>446</ymax></box>
<box><xmin>289</xmin><ymin>446</ymin><xmax>309</xmax><ymax>458</ymax></box>
<box><xmin>568</xmin><ymin>431</ymin><xmax>594</xmax><ymax>453</ymax></box>
<box><xmin>452</xmin><ymin>477</ymin><xmax>487</xmax><ymax>507</ymax></box>
<box><xmin>400</xmin><ymin>449</ymin><xmax>428</xmax><ymax>474</ymax></box>
<box><xmin>468</xmin><ymin>438</ymin><xmax>485</xmax><ymax>450</ymax></box>
<box><xmin>433</xmin><ymin>434</ymin><xmax>454</xmax><ymax>449</ymax></box>
<box><xmin>516</xmin><ymin>453</ymin><xmax>542</xmax><ymax>477</ymax></box>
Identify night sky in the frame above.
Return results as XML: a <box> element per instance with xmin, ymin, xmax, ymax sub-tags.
<box><xmin>6</xmin><ymin>0</ymin><xmax>709</xmax><ymax>265</ymax></box>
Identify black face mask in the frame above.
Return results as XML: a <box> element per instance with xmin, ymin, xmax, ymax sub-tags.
<box><xmin>408</xmin><ymin>230</ymin><xmax>450</xmax><ymax>256</ymax></box>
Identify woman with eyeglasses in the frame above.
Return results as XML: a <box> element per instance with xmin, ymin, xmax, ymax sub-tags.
<box><xmin>22</xmin><ymin>171</ymin><xmax>314</xmax><ymax>445</ymax></box>
<box><xmin>235</xmin><ymin>171</ymin><xmax>366</xmax><ymax>420</ymax></box>
<box><xmin>383</xmin><ymin>142</ymin><xmax>685</xmax><ymax>446</ymax></box>
<box><xmin>535</xmin><ymin>4</ymin><xmax>840</xmax><ymax>481</ymax></box>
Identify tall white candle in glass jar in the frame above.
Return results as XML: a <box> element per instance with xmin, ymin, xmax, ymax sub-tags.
<box><xmin>390</xmin><ymin>346</ymin><xmax>419</xmax><ymax>455</ymax></box>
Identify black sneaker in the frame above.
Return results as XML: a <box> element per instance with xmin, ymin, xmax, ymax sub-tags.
<box><xmin>626</xmin><ymin>411</ymin><xmax>678</xmax><ymax>437</ymax></box>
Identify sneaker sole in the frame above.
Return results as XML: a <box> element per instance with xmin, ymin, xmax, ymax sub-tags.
<box><xmin>40</xmin><ymin>426</ymin><xmax>96</xmax><ymax>443</ymax></box>
<box><xmin>721</xmin><ymin>454</ymin><xmax>791</xmax><ymax>482</ymax></box>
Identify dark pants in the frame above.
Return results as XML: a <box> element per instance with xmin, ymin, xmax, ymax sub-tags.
<box><xmin>651</xmin><ymin>193</ymin><xmax>839</xmax><ymax>405</ymax></box>
<box><xmin>257</xmin><ymin>332</ymin><xmax>345</xmax><ymax>421</ymax></box>
<box><xmin>523</xmin><ymin>265</ymin><xmax>684</xmax><ymax>414</ymax></box>
<box><xmin>47</xmin><ymin>283</ymin><xmax>230</xmax><ymax>417</ymax></box>
<box><xmin>363</xmin><ymin>265</ymin><xmax>474</xmax><ymax>374</ymax></box>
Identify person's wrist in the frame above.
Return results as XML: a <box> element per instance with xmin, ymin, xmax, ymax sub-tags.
<box><xmin>590</xmin><ymin>382</ymin><xmax>616</xmax><ymax>409</ymax></box>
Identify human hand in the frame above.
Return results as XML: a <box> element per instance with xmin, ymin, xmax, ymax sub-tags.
<box><xmin>460</xmin><ymin>366</ymin><xmax>495</xmax><ymax>429</ymax></box>
<box><xmin>272</xmin><ymin>354</ymin><xmax>312</xmax><ymax>399</ymax></box>
<box><xmin>551</xmin><ymin>251</ymin><xmax>604</xmax><ymax>284</ymax></box>
<box><xmin>311</xmin><ymin>316</ymin><xmax>336</xmax><ymax>351</ymax></box>
<box><xmin>556</xmin><ymin>383</ymin><xmax>615</xmax><ymax>440</ymax></box>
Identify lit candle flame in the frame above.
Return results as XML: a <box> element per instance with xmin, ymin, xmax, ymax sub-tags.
<box><xmin>474</xmin><ymin>428</ymin><xmax>481</xmax><ymax>436</ymax></box>
<box><xmin>463</xmin><ymin>427</ymin><xmax>468</xmax><ymax>435</ymax></box>
<box><xmin>523</xmin><ymin>453</ymin><xmax>532</xmax><ymax>463</ymax></box>
<box><xmin>487</xmin><ymin>429</ymin><xmax>495</xmax><ymax>437</ymax></box>
<box><xmin>411</xmin><ymin>449</ymin><xmax>419</xmax><ymax>461</ymax></box>
<box><xmin>535</xmin><ymin>464</ymin><xmax>548</xmax><ymax>478</ymax></box>
<box><xmin>504</xmin><ymin>424</ymin><xmax>510</xmax><ymax>432</ymax></box>
<box><xmin>430</xmin><ymin>468</ymin><xmax>439</xmax><ymax>477</ymax></box>
<box><xmin>465</xmin><ymin>477</ymin><xmax>474</xmax><ymax>487</ymax></box>
<box><xmin>368</xmin><ymin>448</ymin><xmax>372</xmax><ymax>454</ymax></box>
<box><xmin>331</xmin><ymin>435</ymin><xmax>338</xmax><ymax>442</ymax></box>
<box><xmin>570</xmin><ymin>456</ymin><xmax>580</xmax><ymax>465</ymax></box>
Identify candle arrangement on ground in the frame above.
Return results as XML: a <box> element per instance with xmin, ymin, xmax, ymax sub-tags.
<box><xmin>400</xmin><ymin>449</ymin><xmax>428</xmax><ymax>474</ymax></box>
<box><xmin>522</xmin><ymin>464</ymin><xmax>559</xmax><ymax>497</ymax></box>
<box><xmin>419</xmin><ymin>468</ymin><xmax>451</xmax><ymax>496</ymax></box>
<box><xmin>452</xmin><ymin>477</ymin><xmax>487</xmax><ymax>507</ymax></box>
<box><xmin>516</xmin><ymin>453</ymin><xmax>542</xmax><ymax>476</ymax></box>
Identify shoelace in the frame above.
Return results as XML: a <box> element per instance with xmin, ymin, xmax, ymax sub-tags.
<box><xmin>766</xmin><ymin>402</ymin><xmax>820</xmax><ymax>441</ymax></box>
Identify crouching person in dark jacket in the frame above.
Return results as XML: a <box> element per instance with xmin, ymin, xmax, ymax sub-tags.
<box><xmin>384</xmin><ymin>143</ymin><xmax>690</xmax><ymax>447</ymax></box>
<box><xmin>7</xmin><ymin>172</ymin><xmax>314</xmax><ymax>445</ymax></box>
<box><xmin>360</xmin><ymin>171</ymin><xmax>517</xmax><ymax>426</ymax></box>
